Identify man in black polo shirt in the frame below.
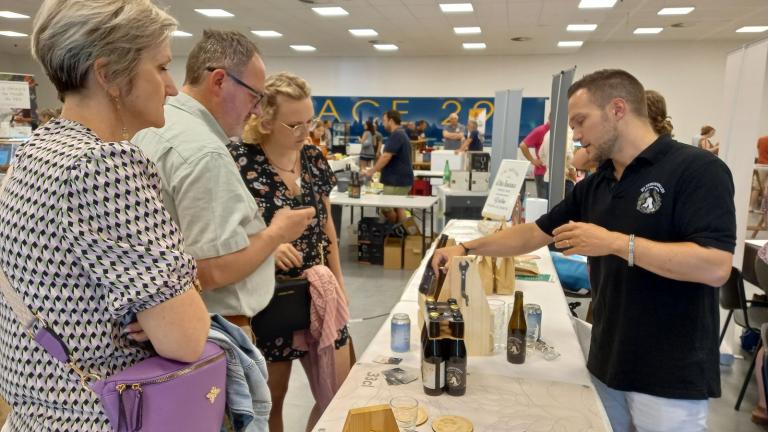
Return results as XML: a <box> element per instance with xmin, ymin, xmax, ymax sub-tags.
<box><xmin>364</xmin><ymin>109</ymin><xmax>414</xmax><ymax>223</ymax></box>
<box><xmin>433</xmin><ymin>69</ymin><xmax>735</xmax><ymax>431</ymax></box>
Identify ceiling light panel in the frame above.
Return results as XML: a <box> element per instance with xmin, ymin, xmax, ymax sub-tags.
<box><xmin>171</xmin><ymin>30</ymin><xmax>193</xmax><ymax>37</ymax></box>
<box><xmin>312</xmin><ymin>7</ymin><xmax>349</xmax><ymax>17</ymax></box>
<box><xmin>454</xmin><ymin>27</ymin><xmax>481</xmax><ymax>34</ymax></box>
<box><xmin>463</xmin><ymin>42</ymin><xmax>486</xmax><ymax>49</ymax></box>
<box><xmin>290</xmin><ymin>45</ymin><xmax>317</xmax><ymax>52</ymax></box>
<box><xmin>578</xmin><ymin>0</ymin><xmax>617</xmax><ymax>9</ymax></box>
<box><xmin>373</xmin><ymin>44</ymin><xmax>398</xmax><ymax>51</ymax></box>
<box><xmin>0</xmin><ymin>11</ymin><xmax>29</xmax><ymax>19</ymax></box>
<box><xmin>567</xmin><ymin>24</ymin><xmax>598</xmax><ymax>32</ymax></box>
<box><xmin>558</xmin><ymin>41</ymin><xmax>583</xmax><ymax>47</ymax></box>
<box><xmin>194</xmin><ymin>9</ymin><xmax>234</xmax><ymax>17</ymax></box>
<box><xmin>736</xmin><ymin>26</ymin><xmax>768</xmax><ymax>33</ymax></box>
<box><xmin>349</xmin><ymin>29</ymin><xmax>378</xmax><ymax>37</ymax></box>
<box><xmin>634</xmin><ymin>27</ymin><xmax>663</xmax><ymax>34</ymax></box>
<box><xmin>658</xmin><ymin>7</ymin><xmax>694</xmax><ymax>15</ymax></box>
<box><xmin>251</xmin><ymin>30</ymin><xmax>282</xmax><ymax>38</ymax></box>
<box><xmin>440</xmin><ymin>3</ymin><xmax>474</xmax><ymax>13</ymax></box>
<box><xmin>0</xmin><ymin>31</ymin><xmax>26</xmax><ymax>37</ymax></box>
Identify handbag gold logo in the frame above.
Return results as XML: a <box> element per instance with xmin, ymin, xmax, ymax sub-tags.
<box><xmin>206</xmin><ymin>386</ymin><xmax>221</xmax><ymax>404</ymax></box>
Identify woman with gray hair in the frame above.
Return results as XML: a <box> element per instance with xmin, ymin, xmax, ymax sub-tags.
<box><xmin>0</xmin><ymin>1</ymin><xmax>210</xmax><ymax>430</ymax></box>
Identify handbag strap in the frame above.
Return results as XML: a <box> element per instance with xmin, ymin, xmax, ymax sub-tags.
<box><xmin>0</xmin><ymin>166</ymin><xmax>100</xmax><ymax>388</ymax></box>
<box><xmin>300</xmin><ymin>148</ymin><xmax>326</xmax><ymax>266</ymax></box>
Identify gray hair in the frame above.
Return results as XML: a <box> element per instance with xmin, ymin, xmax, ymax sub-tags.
<box><xmin>185</xmin><ymin>30</ymin><xmax>261</xmax><ymax>86</ymax></box>
<box><xmin>32</xmin><ymin>0</ymin><xmax>177</xmax><ymax>101</ymax></box>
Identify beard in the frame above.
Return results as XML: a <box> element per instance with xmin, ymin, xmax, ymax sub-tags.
<box><xmin>589</xmin><ymin>115</ymin><xmax>619</xmax><ymax>166</ymax></box>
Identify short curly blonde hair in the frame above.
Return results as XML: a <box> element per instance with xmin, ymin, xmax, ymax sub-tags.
<box><xmin>243</xmin><ymin>72</ymin><xmax>312</xmax><ymax>144</ymax></box>
<box><xmin>32</xmin><ymin>0</ymin><xmax>177</xmax><ymax>101</ymax></box>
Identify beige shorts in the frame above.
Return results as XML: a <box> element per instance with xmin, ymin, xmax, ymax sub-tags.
<box><xmin>381</xmin><ymin>185</ymin><xmax>411</xmax><ymax>214</ymax></box>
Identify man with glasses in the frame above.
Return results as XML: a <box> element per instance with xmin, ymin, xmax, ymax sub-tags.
<box><xmin>134</xmin><ymin>30</ymin><xmax>314</xmax><ymax>338</ymax></box>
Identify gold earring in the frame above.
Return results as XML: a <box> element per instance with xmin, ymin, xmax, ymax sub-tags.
<box><xmin>112</xmin><ymin>95</ymin><xmax>129</xmax><ymax>141</ymax></box>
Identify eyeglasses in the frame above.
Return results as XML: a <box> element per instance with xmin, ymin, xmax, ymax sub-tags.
<box><xmin>205</xmin><ymin>66</ymin><xmax>265</xmax><ymax>107</ymax></box>
<box><xmin>280</xmin><ymin>119</ymin><xmax>316</xmax><ymax>137</ymax></box>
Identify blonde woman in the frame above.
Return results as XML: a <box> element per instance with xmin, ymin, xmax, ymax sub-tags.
<box><xmin>0</xmin><ymin>1</ymin><xmax>209</xmax><ymax>430</ymax></box>
<box><xmin>698</xmin><ymin>125</ymin><xmax>719</xmax><ymax>155</ymax></box>
<box><xmin>228</xmin><ymin>72</ymin><xmax>351</xmax><ymax>432</ymax></box>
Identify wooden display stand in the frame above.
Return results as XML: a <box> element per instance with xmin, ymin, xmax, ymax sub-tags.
<box><xmin>342</xmin><ymin>404</ymin><xmax>399</xmax><ymax>432</ymax></box>
<box><xmin>445</xmin><ymin>256</ymin><xmax>493</xmax><ymax>356</ymax></box>
<box><xmin>418</xmin><ymin>254</ymin><xmax>493</xmax><ymax>356</ymax></box>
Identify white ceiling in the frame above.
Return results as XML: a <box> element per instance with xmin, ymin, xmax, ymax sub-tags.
<box><xmin>0</xmin><ymin>0</ymin><xmax>766</xmax><ymax>57</ymax></box>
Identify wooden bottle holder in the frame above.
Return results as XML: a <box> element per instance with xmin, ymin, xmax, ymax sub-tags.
<box><xmin>418</xmin><ymin>255</ymin><xmax>493</xmax><ymax>356</ymax></box>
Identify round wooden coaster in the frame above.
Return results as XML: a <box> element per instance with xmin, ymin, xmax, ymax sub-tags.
<box><xmin>431</xmin><ymin>415</ymin><xmax>473</xmax><ymax>432</ymax></box>
<box><xmin>416</xmin><ymin>406</ymin><xmax>428</xmax><ymax>426</ymax></box>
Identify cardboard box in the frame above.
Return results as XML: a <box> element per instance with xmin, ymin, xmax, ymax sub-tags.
<box><xmin>383</xmin><ymin>237</ymin><xmax>404</xmax><ymax>269</ymax></box>
<box><xmin>403</xmin><ymin>235</ymin><xmax>424</xmax><ymax>270</ymax></box>
<box><xmin>470</xmin><ymin>171</ymin><xmax>490</xmax><ymax>192</ymax></box>
<box><xmin>450</xmin><ymin>170</ymin><xmax>471</xmax><ymax>191</ymax></box>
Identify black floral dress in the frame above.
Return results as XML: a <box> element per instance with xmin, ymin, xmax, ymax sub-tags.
<box><xmin>228</xmin><ymin>142</ymin><xmax>349</xmax><ymax>361</ymax></box>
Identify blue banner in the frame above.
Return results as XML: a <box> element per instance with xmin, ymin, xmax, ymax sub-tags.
<box><xmin>311</xmin><ymin>95</ymin><xmax>547</xmax><ymax>143</ymax></box>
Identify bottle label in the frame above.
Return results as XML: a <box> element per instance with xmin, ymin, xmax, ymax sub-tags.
<box><xmin>446</xmin><ymin>365</ymin><xmax>465</xmax><ymax>389</ymax></box>
<box><xmin>422</xmin><ymin>361</ymin><xmax>445</xmax><ymax>389</ymax></box>
<box><xmin>507</xmin><ymin>335</ymin><xmax>525</xmax><ymax>356</ymax></box>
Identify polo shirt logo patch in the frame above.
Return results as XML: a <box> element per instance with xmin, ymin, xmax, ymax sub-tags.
<box><xmin>637</xmin><ymin>182</ymin><xmax>665</xmax><ymax>214</ymax></box>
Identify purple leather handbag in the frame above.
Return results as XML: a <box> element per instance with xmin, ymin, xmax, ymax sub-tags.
<box><xmin>91</xmin><ymin>341</ymin><xmax>226</xmax><ymax>432</ymax></box>
<box><xmin>8</xmin><ymin>281</ymin><xmax>227</xmax><ymax>432</ymax></box>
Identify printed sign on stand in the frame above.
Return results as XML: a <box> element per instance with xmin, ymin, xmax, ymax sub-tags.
<box><xmin>481</xmin><ymin>159</ymin><xmax>530</xmax><ymax>221</ymax></box>
<box><xmin>0</xmin><ymin>74</ymin><xmax>37</xmax><ymax>140</ymax></box>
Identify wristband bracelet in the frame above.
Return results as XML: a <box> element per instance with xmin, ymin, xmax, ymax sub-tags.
<box><xmin>459</xmin><ymin>242</ymin><xmax>471</xmax><ymax>255</ymax></box>
<box><xmin>628</xmin><ymin>234</ymin><xmax>635</xmax><ymax>267</ymax></box>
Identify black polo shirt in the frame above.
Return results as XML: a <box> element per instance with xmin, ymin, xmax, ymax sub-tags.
<box><xmin>536</xmin><ymin>135</ymin><xmax>736</xmax><ymax>399</ymax></box>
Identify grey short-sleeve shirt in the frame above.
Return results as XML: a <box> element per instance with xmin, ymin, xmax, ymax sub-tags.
<box><xmin>134</xmin><ymin>92</ymin><xmax>274</xmax><ymax>317</ymax></box>
<box><xmin>443</xmin><ymin>123</ymin><xmax>466</xmax><ymax>150</ymax></box>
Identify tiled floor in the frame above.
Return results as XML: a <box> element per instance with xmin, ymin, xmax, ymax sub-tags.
<box><xmin>283</xmin><ymin>207</ymin><xmax>768</xmax><ymax>432</ymax></box>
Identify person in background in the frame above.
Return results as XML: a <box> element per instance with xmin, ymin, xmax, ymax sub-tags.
<box><xmin>0</xmin><ymin>1</ymin><xmax>211</xmax><ymax>429</ymax></box>
<box><xmin>456</xmin><ymin>119</ymin><xmax>482</xmax><ymax>153</ymax></box>
<box><xmin>442</xmin><ymin>112</ymin><xmax>465</xmax><ymax>150</ymax></box>
<box><xmin>757</xmin><ymin>135</ymin><xmax>768</xmax><ymax>165</ymax></box>
<box><xmin>310</xmin><ymin>119</ymin><xmax>329</xmax><ymax>157</ymax></box>
<box><xmin>323</xmin><ymin>119</ymin><xmax>333</xmax><ymax>148</ymax></box>
<box><xmin>373</xmin><ymin>117</ymin><xmax>384</xmax><ymax>155</ymax></box>
<box><xmin>359</xmin><ymin>120</ymin><xmax>376</xmax><ymax>170</ymax></box>
<box><xmin>406</xmin><ymin>121</ymin><xmax>419</xmax><ymax>140</ymax></box>
<box><xmin>434</xmin><ymin>69</ymin><xmax>734</xmax><ymax>432</ymax></box>
<box><xmin>539</xmin><ymin>127</ymin><xmax>577</xmax><ymax>196</ymax></box>
<box><xmin>644</xmin><ymin>90</ymin><xmax>673</xmax><ymax>137</ymax></box>
<box><xmin>519</xmin><ymin>119</ymin><xmax>550</xmax><ymax>198</ymax></box>
<box><xmin>231</xmin><ymin>72</ymin><xmax>351</xmax><ymax>432</ymax></box>
<box><xmin>698</xmin><ymin>125</ymin><xmax>720</xmax><ymax>155</ymax></box>
<box><xmin>363</xmin><ymin>110</ymin><xmax>414</xmax><ymax>223</ymax></box>
<box><xmin>133</xmin><ymin>30</ymin><xmax>314</xmax><ymax>339</ymax></box>
<box><xmin>416</xmin><ymin>119</ymin><xmax>428</xmax><ymax>138</ymax></box>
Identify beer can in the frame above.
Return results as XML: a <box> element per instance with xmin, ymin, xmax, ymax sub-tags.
<box><xmin>391</xmin><ymin>313</ymin><xmax>411</xmax><ymax>352</ymax></box>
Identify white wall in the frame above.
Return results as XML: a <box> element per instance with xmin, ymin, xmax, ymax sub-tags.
<box><xmin>0</xmin><ymin>40</ymin><xmax>744</xmax><ymax>141</ymax></box>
